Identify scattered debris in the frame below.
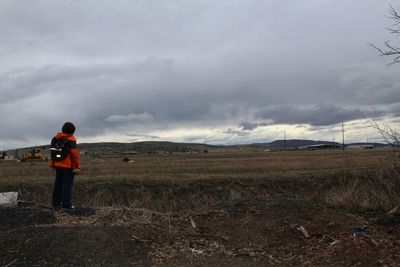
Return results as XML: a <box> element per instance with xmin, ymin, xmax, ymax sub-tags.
<box><xmin>2</xmin><ymin>198</ymin><xmax>400</xmax><ymax>266</ymax></box>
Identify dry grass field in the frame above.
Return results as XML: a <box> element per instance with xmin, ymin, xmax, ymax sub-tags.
<box><xmin>0</xmin><ymin>149</ymin><xmax>390</xmax><ymax>182</ymax></box>
<box><xmin>1</xmin><ymin>148</ymin><xmax>400</xmax><ymax>266</ymax></box>
<box><xmin>0</xmin><ymin>148</ymin><xmax>398</xmax><ymax>210</ymax></box>
<box><xmin>0</xmin><ymin>148</ymin><xmax>394</xmax><ymax>208</ymax></box>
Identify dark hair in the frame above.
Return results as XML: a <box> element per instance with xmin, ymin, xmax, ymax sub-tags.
<box><xmin>62</xmin><ymin>122</ymin><xmax>76</xmax><ymax>134</ymax></box>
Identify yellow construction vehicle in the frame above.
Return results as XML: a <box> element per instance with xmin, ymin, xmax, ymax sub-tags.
<box><xmin>21</xmin><ymin>148</ymin><xmax>48</xmax><ymax>161</ymax></box>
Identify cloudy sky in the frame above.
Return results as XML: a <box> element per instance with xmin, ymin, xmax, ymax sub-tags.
<box><xmin>1</xmin><ymin>0</ymin><xmax>400</xmax><ymax>149</ymax></box>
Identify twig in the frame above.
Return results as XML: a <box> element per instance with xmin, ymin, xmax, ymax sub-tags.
<box><xmin>282</xmin><ymin>254</ymin><xmax>297</xmax><ymax>261</ymax></box>
<box><xmin>387</xmin><ymin>205</ymin><xmax>400</xmax><ymax>215</ymax></box>
<box><xmin>297</xmin><ymin>225</ymin><xmax>310</xmax><ymax>238</ymax></box>
<box><xmin>189</xmin><ymin>215</ymin><xmax>197</xmax><ymax>229</ymax></box>
<box><xmin>130</xmin><ymin>234</ymin><xmax>151</xmax><ymax>242</ymax></box>
<box><xmin>370</xmin><ymin>238</ymin><xmax>380</xmax><ymax>246</ymax></box>
<box><xmin>324</xmin><ymin>234</ymin><xmax>337</xmax><ymax>241</ymax></box>
<box><xmin>324</xmin><ymin>233</ymin><xmax>339</xmax><ymax>244</ymax></box>
<box><xmin>241</xmin><ymin>218</ymin><xmax>251</xmax><ymax>226</ymax></box>
<box><xmin>5</xmin><ymin>259</ymin><xmax>18</xmax><ymax>267</ymax></box>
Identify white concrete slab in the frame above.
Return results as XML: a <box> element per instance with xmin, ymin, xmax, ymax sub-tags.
<box><xmin>0</xmin><ymin>191</ymin><xmax>18</xmax><ymax>207</ymax></box>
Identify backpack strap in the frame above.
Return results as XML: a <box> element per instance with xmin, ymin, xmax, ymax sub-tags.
<box><xmin>50</xmin><ymin>137</ymin><xmax>56</xmax><ymax>168</ymax></box>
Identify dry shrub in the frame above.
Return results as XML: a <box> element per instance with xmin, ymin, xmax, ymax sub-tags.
<box><xmin>328</xmin><ymin>121</ymin><xmax>400</xmax><ymax>211</ymax></box>
<box><xmin>332</xmin><ymin>159</ymin><xmax>400</xmax><ymax>211</ymax></box>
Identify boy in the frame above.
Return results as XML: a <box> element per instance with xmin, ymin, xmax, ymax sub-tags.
<box><xmin>49</xmin><ymin>122</ymin><xmax>80</xmax><ymax>209</ymax></box>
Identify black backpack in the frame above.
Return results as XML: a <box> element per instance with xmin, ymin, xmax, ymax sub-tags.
<box><xmin>50</xmin><ymin>137</ymin><xmax>70</xmax><ymax>161</ymax></box>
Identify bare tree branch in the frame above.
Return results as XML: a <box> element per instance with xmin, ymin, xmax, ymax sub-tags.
<box><xmin>371</xmin><ymin>5</ymin><xmax>400</xmax><ymax>64</ymax></box>
<box><xmin>371</xmin><ymin>119</ymin><xmax>400</xmax><ymax>145</ymax></box>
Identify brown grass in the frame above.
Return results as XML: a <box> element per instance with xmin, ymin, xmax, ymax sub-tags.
<box><xmin>327</xmin><ymin>149</ymin><xmax>400</xmax><ymax>211</ymax></box>
<box><xmin>0</xmin><ymin>148</ymin><xmax>397</xmax><ymax>211</ymax></box>
<box><xmin>0</xmin><ymin>149</ymin><xmax>389</xmax><ymax>182</ymax></box>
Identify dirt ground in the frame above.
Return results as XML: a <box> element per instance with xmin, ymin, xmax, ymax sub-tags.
<box><xmin>1</xmin><ymin>197</ymin><xmax>400</xmax><ymax>266</ymax></box>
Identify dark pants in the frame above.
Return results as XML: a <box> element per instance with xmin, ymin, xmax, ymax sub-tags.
<box><xmin>52</xmin><ymin>168</ymin><xmax>74</xmax><ymax>209</ymax></box>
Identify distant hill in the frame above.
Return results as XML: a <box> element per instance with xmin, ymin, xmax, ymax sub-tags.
<box><xmin>77</xmin><ymin>141</ymin><xmax>214</xmax><ymax>154</ymax></box>
<box><xmin>5</xmin><ymin>139</ymin><xmax>387</xmax><ymax>157</ymax></box>
<box><xmin>3</xmin><ymin>141</ymin><xmax>215</xmax><ymax>157</ymax></box>
<box><xmin>249</xmin><ymin>139</ymin><xmax>341</xmax><ymax>149</ymax></box>
<box><xmin>249</xmin><ymin>139</ymin><xmax>387</xmax><ymax>149</ymax></box>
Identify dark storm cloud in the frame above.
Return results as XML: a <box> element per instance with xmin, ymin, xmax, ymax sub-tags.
<box><xmin>0</xmin><ymin>0</ymin><xmax>399</xmax><ymax>148</ymax></box>
<box><xmin>255</xmin><ymin>104</ymin><xmax>384</xmax><ymax>126</ymax></box>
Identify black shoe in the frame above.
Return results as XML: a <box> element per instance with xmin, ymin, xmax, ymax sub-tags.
<box><xmin>61</xmin><ymin>205</ymin><xmax>75</xmax><ymax>210</ymax></box>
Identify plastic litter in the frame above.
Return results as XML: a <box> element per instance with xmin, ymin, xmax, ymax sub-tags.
<box><xmin>354</xmin><ymin>227</ymin><xmax>369</xmax><ymax>237</ymax></box>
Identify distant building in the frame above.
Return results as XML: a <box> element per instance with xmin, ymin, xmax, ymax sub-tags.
<box><xmin>298</xmin><ymin>144</ymin><xmax>341</xmax><ymax>150</ymax></box>
<box><xmin>348</xmin><ymin>145</ymin><xmax>374</xmax><ymax>149</ymax></box>
<box><xmin>4</xmin><ymin>155</ymin><xmax>14</xmax><ymax>160</ymax></box>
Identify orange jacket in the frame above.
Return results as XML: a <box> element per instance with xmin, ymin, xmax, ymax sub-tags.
<box><xmin>49</xmin><ymin>132</ymin><xmax>80</xmax><ymax>169</ymax></box>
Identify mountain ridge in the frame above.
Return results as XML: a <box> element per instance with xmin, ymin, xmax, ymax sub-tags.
<box><xmin>6</xmin><ymin>139</ymin><xmax>387</xmax><ymax>154</ymax></box>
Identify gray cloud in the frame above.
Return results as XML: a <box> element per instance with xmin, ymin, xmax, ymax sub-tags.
<box><xmin>239</xmin><ymin>122</ymin><xmax>269</xmax><ymax>131</ymax></box>
<box><xmin>126</xmin><ymin>133</ymin><xmax>159</xmax><ymax>139</ymax></box>
<box><xmin>389</xmin><ymin>104</ymin><xmax>400</xmax><ymax>117</ymax></box>
<box><xmin>223</xmin><ymin>128</ymin><xmax>251</xmax><ymax>137</ymax></box>
<box><xmin>0</xmin><ymin>0</ymin><xmax>399</xmax><ymax>148</ymax></box>
<box><xmin>105</xmin><ymin>113</ymin><xmax>154</xmax><ymax>123</ymax></box>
